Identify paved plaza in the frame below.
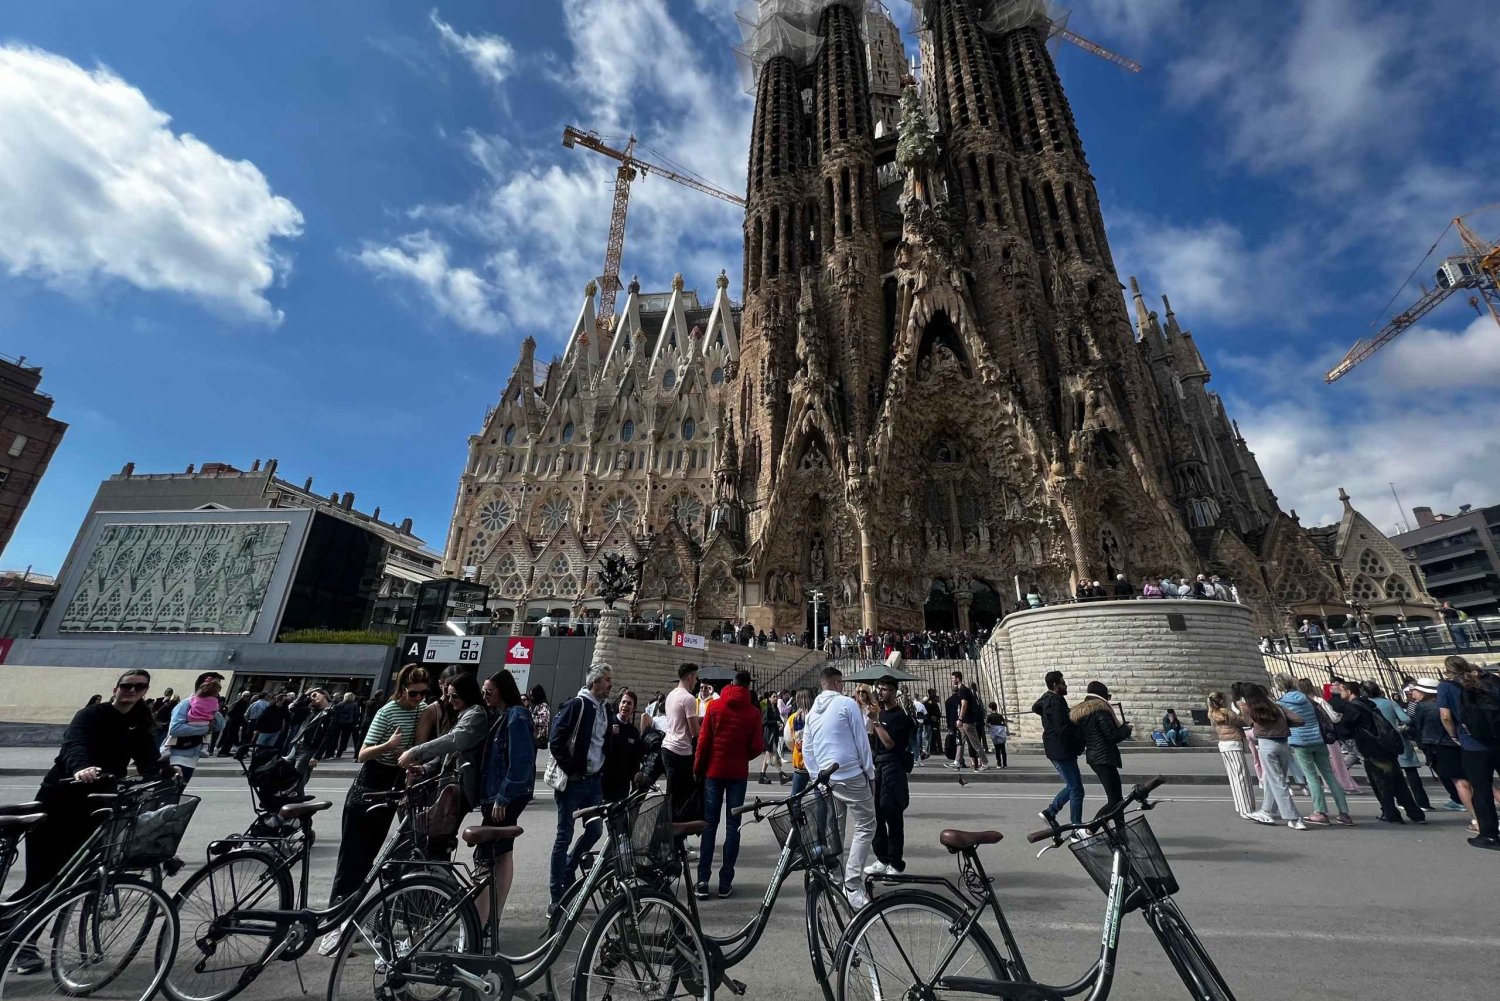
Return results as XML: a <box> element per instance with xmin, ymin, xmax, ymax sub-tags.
<box><xmin>3</xmin><ymin>755</ymin><xmax>1495</xmax><ymax>1001</ymax></box>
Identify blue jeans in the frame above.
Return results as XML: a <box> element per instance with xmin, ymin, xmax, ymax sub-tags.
<box><xmin>791</xmin><ymin>771</ymin><xmax>809</xmax><ymax>798</ymax></box>
<box><xmin>1047</xmin><ymin>757</ymin><xmax>1085</xmax><ymax>825</ymax></box>
<box><xmin>698</xmin><ymin>777</ymin><xmax>747</xmax><ymax>890</ymax></box>
<box><xmin>550</xmin><ymin>775</ymin><xmax>603</xmax><ymax>904</ymax></box>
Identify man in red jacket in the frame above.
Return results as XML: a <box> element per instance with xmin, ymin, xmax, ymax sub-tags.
<box><xmin>693</xmin><ymin>670</ymin><xmax>765</xmax><ymax>899</ymax></box>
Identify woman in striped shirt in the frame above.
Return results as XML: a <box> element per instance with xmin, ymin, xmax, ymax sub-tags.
<box><xmin>319</xmin><ymin>663</ymin><xmax>431</xmax><ymax>956</ymax></box>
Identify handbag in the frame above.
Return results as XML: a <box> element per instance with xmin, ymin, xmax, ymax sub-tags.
<box><xmin>543</xmin><ymin>698</ymin><xmax>585</xmax><ymax>793</ymax></box>
<box><xmin>1312</xmin><ymin>701</ymin><xmax>1338</xmax><ymax>744</ymax></box>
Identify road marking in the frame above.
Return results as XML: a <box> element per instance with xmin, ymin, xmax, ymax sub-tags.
<box><xmin>1029</xmin><ymin>920</ymin><xmax>1500</xmax><ymax>950</ymax></box>
<box><xmin>908</xmin><ymin>791</ymin><xmax>1233</xmax><ymax>803</ymax></box>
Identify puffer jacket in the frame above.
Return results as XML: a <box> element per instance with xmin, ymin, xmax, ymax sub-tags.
<box><xmin>1070</xmin><ymin>695</ymin><xmax>1131</xmax><ymax>768</ymax></box>
<box><xmin>693</xmin><ymin>684</ymin><xmax>766</xmax><ymax>782</ymax></box>
<box><xmin>1031</xmin><ymin>691</ymin><xmax>1078</xmax><ymax>761</ymax></box>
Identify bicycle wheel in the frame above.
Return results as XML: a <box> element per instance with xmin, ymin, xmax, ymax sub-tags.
<box><xmin>326</xmin><ymin>875</ymin><xmax>479</xmax><ymax>1001</ymax></box>
<box><xmin>837</xmin><ymin>890</ymin><xmax>1008</xmax><ymax>1001</ymax></box>
<box><xmin>543</xmin><ymin>870</ymin><xmax>616</xmax><ymax>1001</ymax></box>
<box><xmin>804</xmin><ymin>875</ymin><xmax>850</xmax><ymax>990</ymax></box>
<box><xmin>160</xmin><ymin>849</ymin><xmax>293</xmax><ymax>1001</ymax></box>
<box><xmin>0</xmin><ymin>877</ymin><xmax>177</xmax><ymax>1000</ymax></box>
<box><xmin>1147</xmin><ymin>900</ymin><xmax>1237</xmax><ymax>1001</ymax></box>
<box><xmin>572</xmin><ymin>889</ymin><xmax>712</xmax><ymax>1001</ymax></box>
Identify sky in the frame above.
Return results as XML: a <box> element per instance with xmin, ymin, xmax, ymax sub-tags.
<box><xmin>3</xmin><ymin>0</ymin><xmax>1499</xmax><ymax>575</ymax></box>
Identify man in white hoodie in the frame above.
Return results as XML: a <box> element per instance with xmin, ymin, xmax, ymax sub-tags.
<box><xmin>803</xmin><ymin>664</ymin><xmax>876</xmax><ymax>908</ymax></box>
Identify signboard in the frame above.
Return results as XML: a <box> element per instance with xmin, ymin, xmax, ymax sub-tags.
<box><xmin>672</xmin><ymin>631</ymin><xmax>706</xmax><ymax>651</ymax></box>
<box><xmin>421</xmin><ymin>636</ymin><xmax>485</xmax><ymax>665</ymax></box>
<box><xmin>503</xmin><ymin>637</ymin><xmax>534</xmax><ymax>690</ymax></box>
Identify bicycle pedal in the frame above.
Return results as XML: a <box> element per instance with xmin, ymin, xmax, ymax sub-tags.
<box><xmin>726</xmin><ymin>977</ymin><xmax>747</xmax><ymax>995</ymax></box>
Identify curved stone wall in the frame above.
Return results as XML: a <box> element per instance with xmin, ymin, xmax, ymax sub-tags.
<box><xmin>978</xmin><ymin>601</ymin><xmax>1263</xmax><ymax>744</ymax></box>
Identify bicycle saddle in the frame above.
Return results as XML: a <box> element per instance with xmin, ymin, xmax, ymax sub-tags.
<box><xmin>462</xmin><ymin>825</ymin><xmax>524</xmax><ymax>845</ymax></box>
<box><xmin>279</xmin><ymin>800</ymin><xmax>333</xmax><ymax>820</ymax></box>
<box><xmin>0</xmin><ymin>801</ymin><xmax>43</xmax><ymax>815</ymax></box>
<box><xmin>939</xmin><ymin>829</ymin><xmax>1003</xmax><ymax>851</ymax></box>
<box><xmin>0</xmin><ymin>813</ymin><xmax>45</xmax><ymax>832</ymax></box>
<box><xmin>672</xmin><ymin>820</ymin><xmax>707</xmax><ymax>837</ymax></box>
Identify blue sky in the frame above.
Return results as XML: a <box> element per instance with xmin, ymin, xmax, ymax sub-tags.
<box><xmin>4</xmin><ymin>0</ymin><xmax>1499</xmax><ymax>575</ymax></box>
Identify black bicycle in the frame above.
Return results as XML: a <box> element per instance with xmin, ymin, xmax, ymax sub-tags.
<box><xmin>325</xmin><ymin>781</ymin><xmax>715</xmax><ymax>1001</ymax></box>
<box><xmin>0</xmin><ymin>776</ymin><xmax>192</xmax><ymax>1001</ymax></box>
<box><xmin>835</xmin><ymin>777</ymin><xmax>1238</xmax><ymax>1001</ymax></box>
<box><xmin>160</xmin><ymin>770</ymin><xmax>463</xmax><ymax>1001</ymax></box>
<box><xmin>678</xmin><ymin>762</ymin><xmax>850</xmax><ymax>999</ymax></box>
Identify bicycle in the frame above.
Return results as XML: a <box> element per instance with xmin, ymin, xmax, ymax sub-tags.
<box><xmin>160</xmin><ymin>770</ymin><xmax>462</xmax><ymax>1001</ymax></box>
<box><xmin>677</xmin><ymin>762</ymin><xmax>850</xmax><ymax>999</ymax></box>
<box><xmin>325</xmin><ymin>780</ymin><xmax>716</xmax><ymax>1001</ymax></box>
<box><xmin>0</xmin><ymin>775</ymin><xmax>192</xmax><ymax>1001</ymax></box>
<box><xmin>834</xmin><ymin>776</ymin><xmax>1239</xmax><ymax>1001</ymax></box>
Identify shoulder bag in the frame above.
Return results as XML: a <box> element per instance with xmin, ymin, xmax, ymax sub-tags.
<box><xmin>543</xmin><ymin>698</ymin><xmax>585</xmax><ymax>793</ymax></box>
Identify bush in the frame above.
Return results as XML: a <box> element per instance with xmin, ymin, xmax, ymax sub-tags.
<box><xmin>277</xmin><ymin>628</ymin><xmax>400</xmax><ymax>646</ymax></box>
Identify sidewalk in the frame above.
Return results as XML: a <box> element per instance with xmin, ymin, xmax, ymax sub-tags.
<box><xmin>0</xmin><ymin>744</ymin><xmax>1271</xmax><ymax>788</ymax></box>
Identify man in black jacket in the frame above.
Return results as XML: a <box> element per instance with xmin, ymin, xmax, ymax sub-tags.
<box><xmin>1033</xmin><ymin>671</ymin><xmax>1085</xmax><ymax>826</ymax></box>
<box><xmin>547</xmin><ymin>664</ymin><xmax>612</xmax><ymax>908</ymax></box>
<box><xmin>1072</xmin><ymin>681</ymin><xmax>1132</xmax><ymax>817</ymax></box>
<box><xmin>1332</xmin><ymin>680</ymin><xmax>1425</xmax><ymax>825</ymax></box>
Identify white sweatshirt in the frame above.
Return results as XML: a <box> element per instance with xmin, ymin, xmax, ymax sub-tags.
<box><xmin>804</xmin><ymin>690</ymin><xmax>874</xmax><ymax>783</ymax></box>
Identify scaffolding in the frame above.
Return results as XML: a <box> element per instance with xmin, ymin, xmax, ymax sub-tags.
<box><xmin>733</xmin><ymin>0</ymin><xmax>872</xmax><ymax>92</ymax></box>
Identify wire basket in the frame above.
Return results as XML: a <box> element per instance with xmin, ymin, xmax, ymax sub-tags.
<box><xmin>405</xmin><ymin>775</ymin><xmax>466</xmax><ymax>859</ymax></box>
<box><xmin>101</xmin><ymin>786</ymin><xmax>200</xmax><ymax>870</ymax></box>
<box><xmin>627</xmin><ymin>792</ymin><xmax>680</xmax><ymax>878</ymax></box>
<box><xmin>767</xmin><ymin>790</ymin><xmax>842</xmax><ymax>867</ymax></box>
<box><xmin>1068</xmin><ymin>815</ymin><xmax>1177</xmax><ymax>911</ymax></box>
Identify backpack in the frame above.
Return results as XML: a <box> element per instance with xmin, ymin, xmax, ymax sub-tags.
<box><xmin>1460</xmin><ymin>678</ymin><xmax>1500</xmax><ymax>747</ymax></box>
<box><xmin>1361</xmin><ymin>702</ymin><xmax>1404</xmax><ymax>758</ymax></box>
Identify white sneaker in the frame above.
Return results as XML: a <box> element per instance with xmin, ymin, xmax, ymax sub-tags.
<box><xmin>1287</xmin><ymin>819</ymin><xmax>1308</xmax><ymax>831</ymax></box>
<box><xmin>317</xmin><ymin>923</ymin><xmax>348</xmax><ymax>958</ymax></box>
<box><xmin>862</xmin><ymin>861</ymin><xmax>887</xmax><ymax>876</ymax></box>
<box><xmin>846</xmin><ymin>889</ymin><xmax>870</xmax><ymax>910</ymax></box>
<box><xmin>1247</xmin><ymin>811</ymin><xmax>1276</xmax><ymax>826</ymax></box>
<box><xmin>944</xmin><ymin>762</ymin><xmax>960</xmax><ymax>770</ymax></box>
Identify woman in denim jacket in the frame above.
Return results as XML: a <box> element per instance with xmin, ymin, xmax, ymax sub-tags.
<box><xmin>476</xmin><ymin>669</ymin><xmax>536</xmax><ymax>923</ymax></box>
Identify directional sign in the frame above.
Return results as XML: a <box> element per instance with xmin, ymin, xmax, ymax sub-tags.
<box><xmin>422</xmin><ymin>636</ymin><xmax>485</xmax><ymax>665</ymax></box>
<box><xmin>672</xmin><ymin>631</ymin><xmax>706</xmax><ymax>651</ymax></box>
<box><xmin>504</xmin><ymin>637</ymin><xmax>535</xmax><ymax>666</ymax></box>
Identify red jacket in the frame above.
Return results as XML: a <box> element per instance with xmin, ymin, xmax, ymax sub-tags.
<box><xmin>694</xmin><ymin>684</ymin><xmax>766</xmax><ymax>782</ymax></box>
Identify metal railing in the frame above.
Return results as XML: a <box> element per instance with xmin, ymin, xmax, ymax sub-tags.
<box><xmin>1269</xmin><ymin>614</ymin><xmax>1500</xmax><ymax>661</ymax></box>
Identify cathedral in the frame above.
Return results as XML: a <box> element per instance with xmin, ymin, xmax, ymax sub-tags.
<box><xmin>441</xmin><ymin>0</ymin><xmax>1434</xmax><ymax>638</ymax></box>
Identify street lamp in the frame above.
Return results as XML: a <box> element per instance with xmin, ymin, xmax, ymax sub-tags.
<box><xmin>807</xmin><ymin>586</ymin><xmax>827</xmax><ymax>654</ymax></box>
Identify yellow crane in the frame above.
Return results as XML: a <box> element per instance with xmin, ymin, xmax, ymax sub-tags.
<box><xmin>562</xmin><ymin>126</ymin><xmax>746</xmax><ymax>331</ymax></box>
<box><xmin>1326</xmin><ymin>206</ymin><xmax>1500</xmax><ymax>383</ymax></box>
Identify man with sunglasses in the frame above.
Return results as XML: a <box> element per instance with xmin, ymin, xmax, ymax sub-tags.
<box><xmin>8</xmin><ymin>670</ymin><xmax>164</xmax><ymax>974</ymax></box>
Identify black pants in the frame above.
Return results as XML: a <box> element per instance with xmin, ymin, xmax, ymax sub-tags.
<box><xmin>216</xmin><ymin>721</ymin><xmax>240</xmax><ymax>756</ymax></box>
<box><xmin>1366</xmin><ymin>757</ymin><xmax>1424</xmax><ymax>822</ymax></box>
<box><xmin>1463</xmin><ymin>746</ymin><xmax>1500</xmax><ymax>840</ymax></box>
<box><xmin>330</xmin><ymin>762</ymin><xmax>402</xmax><ymax>905</ymax></box>
<box><xmin>14</xmin><ymin>786</ymin><xmax>96</xmax><ymax>902</ymax></box>
<box><xmin>662</xmin><ymin>749</ymin><xmax>700</xmax><ymax>825</ymax></box>
<box><xmin>995</xmin><ymin>742</ymin><xmax>1008</xmax><ymax>767</ymax></box>
<box><xmin>928</xmin><ymin>725</ymin><xmax>941</xmax><ymax>756</ymax></box>
<box><xmin>1402</xmin><ymin>766</ymin><xmax>1433</xmax><ymax>810</ymax></box>
<box><xmin>1090</xmin><ymin>763</ymin><xmax>1124</xmax><ymax>819</ymax></box>
<box><xmin>334</xmin><ymin>724</ymin><xmax>358</xmax><ymax>758</ymax></box>
<box><xmin>873</xmin><ymin>773</ymin><xmax>908</xmax><ymax>872</ymax></box>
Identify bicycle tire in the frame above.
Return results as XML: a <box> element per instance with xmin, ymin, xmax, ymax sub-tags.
<box><xmin>159</xmin><ymin>848</ymin><xmax>294</xmax><ymax>1001</ymax></box>
<box><xmin>1147</xmin><ymin>900</ymin><xmax>1237</xmax><ymax>1001</ymax></box>
<box><xmin>835</xmin><ymin>890</ymin><xmax>1008</xmax><ymax>1001</ymax></box>
<box><xmin>572</xmin><ymin>889</ymin><xmax>713</xmax><ymax>1001</ymax></box>
<box><xmin>803</xmin><ymin>874</ymin><xmax>850</xmax><ymax>993</ymax></box>
<box><xmin>326</xmin><ymin>874</ymin><xmax>481</xmax><ymax>1001</ymax></box>
<box><xmin>543</xmin><ymin>869</ymin><xmax>616</xmax><ymax>1001</ymax></box>
<box><xmin>0</xmin><ymin>876</ymin><xmax>177</xmax><ymax>1001</ymax></box>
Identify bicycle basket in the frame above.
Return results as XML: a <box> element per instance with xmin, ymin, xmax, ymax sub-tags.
<box><xmin>767</xmin><ymin>789</ymin><xmax>842</xmax><ymax>867</ymax></box>
<box><xmin>1068</xmin><ymin>815</ymin><xmax>1177</xmax><ymax>911</ymax></box>
<box><xmin>627</xmin><ymin>792</ymin><xmax>679</xmax><ymax>878</ymax></box>
<box><xmin>405</xmin><ymin>775</ymin><xmax>466</xmax><ymax>858</ymax></box>
<box><xmin>101</xmin><ymin>786</ymin><xmax>200</xmax><ymax>870</ymax></box>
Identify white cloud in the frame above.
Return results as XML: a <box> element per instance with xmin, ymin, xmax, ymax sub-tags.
<box><xmin>355</xmin><ymin>232</ymin><xmax>503</xmax><ymax>334</ymax></box>
<box><xmin>1071</xmin><ymin>0</ymin><xmax>1185</xmax><ymax>47</ymax></box>
<box><xmin>1367</xmin><ymin>314</ymin><xmax>1500</xmax><ymax>393</ymax></box>
<box><xmin>0</xmin><ymin>44</ymin><xmax>303</xmax><ymax>323</ymax></box>
<box><xmin>429</xmin><ymin>10</ymin><xmax>515</xmax><ymax>88</ymax></box>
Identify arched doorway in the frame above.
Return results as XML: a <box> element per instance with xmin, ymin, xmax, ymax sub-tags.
<box><xmin>924</xmin><ymin>579</ymin><xmax>958</xmax><ymax>630</ymax></box>
<box><xmin>969</xmin><ymin>579</ymin><xmax>1002</xmax><ymax>633</ymax></box>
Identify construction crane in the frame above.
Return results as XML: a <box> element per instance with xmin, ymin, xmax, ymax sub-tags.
<box><xmin>1050</xmin><ymin>23</ymin><xmax>1141</xmax><ymax>73</ymax></box>
<box><xmin>1326</xmin><ymin>206</ymin><xmax>1500</xmax><ymax>383</ymax></box>
<box><xmin>561</xmin><ymin>126</ymin><xmax>746</xmax><ymax>331</ymax></box>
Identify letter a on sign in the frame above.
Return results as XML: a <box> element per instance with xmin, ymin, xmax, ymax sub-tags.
<box><xmin>505</xmin><ymin>638</ymin><xmax>535</xmax><ymax>665</ymax></box>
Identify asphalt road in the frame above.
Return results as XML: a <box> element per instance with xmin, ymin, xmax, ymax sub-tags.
<box><xmin>2</xmin><ymin>769</ymin><xmax>1496</xmax><ymax>1001</ymax></box>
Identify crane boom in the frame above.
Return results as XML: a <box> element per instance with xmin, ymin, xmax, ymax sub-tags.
<box><xmin>1051</xmin><ymin>26</ymin><xmax>1142</xmax><ymax>73</ymax></box>
<box><xmin>563</xmin><ymin>125</ymin><xmax>745</xmax><ymax>329</ymax></box>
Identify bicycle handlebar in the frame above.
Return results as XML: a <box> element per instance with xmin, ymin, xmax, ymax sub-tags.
<box><xmin>1026</xmin><ymin>776</ymin><xmax>1165</xmax><ymax>844</ymax></box>
<box><xmin>729</xmin><ymin>761</ymin><xmax>840</xmax><ymax>820</ymax></box>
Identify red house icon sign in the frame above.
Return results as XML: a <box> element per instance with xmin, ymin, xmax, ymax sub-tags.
<box><xmin>505</xmin><ymin>638</ymin><xmax>534</xmax><ymax>665</ymax></box>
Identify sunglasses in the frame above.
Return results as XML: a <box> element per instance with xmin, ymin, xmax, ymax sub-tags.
<box><xmin>404</xmin><ymin>688</ymin><xmax>430</xmax><ymax>697</ymax></box>
<box><xmin>116</xmin><ymin>682</ymin><xmax>149</xmax><ymax>693</ymax></box>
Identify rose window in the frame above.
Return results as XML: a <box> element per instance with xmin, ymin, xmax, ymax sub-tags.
<box><xmin>603</xmin><ymin>494</ymin><xmax>639</xmax><ymax>526</ymax></box>
<box><xmin>1351</xmin><ymin>575</ymin><xmax>1381</xmax><ymax>602</ymax></box>
<box><xmin>550</xmin><ymin>555</ymin><xmax>571</xmax><ymax>576</ymax></box>
<box><xmin>540</xmin><ymin>498</ymin><xmax>572</xmax><ymax>534</ymax></box>
<box><xmin>671</xmin><ymin>496</ymin><xmax>704</xmax><ymax>538</ymax></box>
<box><xmin>496</xmin><ymin>554</ymin><xmax>517</xmax><ymax>577</ymax></box>
<box><xmin>465</xmin><ymin>532</ymin><xmax>490</xmax><ymax>563</ymax></box>
<box><xmin>502</xmin><ymin>575</ymin><xmax>525</xmax><ymax>597</ymax></box>
<box><xmin>1387</xmin><ymin>576</ymin><xmax>1413</xmax><ymax>600</ymax></box>
<box><xmin>479</xmin><ymin>498</ymin><xmax>514</xmax><ymax>532</ymax></box>
<box><xmin>1357</xmin><ymin>550</ymin><xmax>1388</xmax><ymax>577</ymax></box>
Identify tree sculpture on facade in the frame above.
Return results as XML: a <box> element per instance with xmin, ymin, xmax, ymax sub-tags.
<box><xmin>594</xmin><ymin>552</ymin><xmax>637</xmax><ymax>610</ymax></box>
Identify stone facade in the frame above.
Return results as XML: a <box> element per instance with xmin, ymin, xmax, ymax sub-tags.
<box><xmin>984</xmin><ymin>600</ymin><xmax>1265</xmax><ymax>744</ymax></box>
<box><xmin>443</xmin><ymin>0</ymin><xmax>1432</xmax><ymax>641</ymax></box>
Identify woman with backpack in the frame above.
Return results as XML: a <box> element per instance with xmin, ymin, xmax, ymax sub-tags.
<box><xmin>1332</xmin><ymin>679</ymin><xmax>1424</xmax><ymax>826</ymax></box>
<box><xmin>1437</xmin><ymin>656</ymin><xmax>1500</xmax><ymax>850</ymax></box>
